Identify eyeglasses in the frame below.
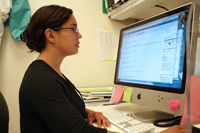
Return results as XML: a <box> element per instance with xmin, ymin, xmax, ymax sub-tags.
<box><xmin>52</xmin><ymin>27</ymin><xmax>79</xmax><ymax>33</ymax></box>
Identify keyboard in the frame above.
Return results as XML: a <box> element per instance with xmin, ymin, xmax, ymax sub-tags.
<box><xmin>101</xmin><ymin>108</ymin><xmax>155</xmax><ymax>133</ymax></box>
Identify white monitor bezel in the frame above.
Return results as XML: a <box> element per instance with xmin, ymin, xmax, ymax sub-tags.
<box><xmin>114</xmin><ymin>4</ymin><xmax>191</xmax><ymax>94</ymax></box>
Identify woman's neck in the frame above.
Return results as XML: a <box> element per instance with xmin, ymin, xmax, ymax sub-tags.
<box><xmin>37</xmin><ymin>51</ymin><xmax>64</xmax><ymax>77</ymax></box>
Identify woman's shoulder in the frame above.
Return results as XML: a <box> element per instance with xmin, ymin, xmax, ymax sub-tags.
<box><xmin>20</xmin><ymin>60</ymin><xmax>64</xmax><ymax>96</ymax></box>
<box><xmin>29</xmin><ymin>60</ymin><xmax>52</xmax><ymax>70</ymax></box>
<box><xmin>27</xmin><ymin>60</ymin><xmax>56</xmax><ymax>76</ymax></box>
<box><xmin>22</xmin><ymin>60</ymin><xmax>61</xmax><ymax>86</ymax></box>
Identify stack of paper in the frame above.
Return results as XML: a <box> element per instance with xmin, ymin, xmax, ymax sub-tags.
<box><xmin>78</xmin><ymin>87</ymin><xmax>113</xmax><ymax>103</ymax></box>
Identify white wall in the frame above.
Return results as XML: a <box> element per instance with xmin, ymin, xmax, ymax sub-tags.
<box><xmin>0</xmin><ymin>0</ymin><xmax>126</xmax><ymax>132</ymax></box>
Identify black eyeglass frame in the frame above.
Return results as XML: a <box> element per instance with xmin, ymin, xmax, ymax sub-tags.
<box><xmin>52</xmin><ymin>27</ymin><xmax>79</xmax><ymax>33</ymax></box>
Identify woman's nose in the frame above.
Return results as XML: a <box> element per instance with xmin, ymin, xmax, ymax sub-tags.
<box><xmin>77</xmin><ymin>32</ymin><xmax>82</xmax><ymax>39</ymax></box>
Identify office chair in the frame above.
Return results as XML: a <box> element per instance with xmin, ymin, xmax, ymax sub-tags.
<box><xmin>0</xmin><ymin>91</ymin><xmax>9</xmax><ymax>133</ymax></box>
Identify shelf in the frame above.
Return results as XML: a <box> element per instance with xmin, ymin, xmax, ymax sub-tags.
<box><xmin>107</xmin><ymin>0</ymin><xmax>191</xmax><ymax>20</ymax></box>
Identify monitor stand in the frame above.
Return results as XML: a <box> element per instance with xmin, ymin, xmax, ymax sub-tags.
<box><xmin>132</xmin><ymin>110</ymin><xmax>174</xmax><ymax>122</ymax></box>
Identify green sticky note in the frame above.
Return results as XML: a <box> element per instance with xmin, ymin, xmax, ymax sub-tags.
<box><xmin>122</xmin><ymin>88</ymin><xmax>132</xmax><ymax>102</ymax></box>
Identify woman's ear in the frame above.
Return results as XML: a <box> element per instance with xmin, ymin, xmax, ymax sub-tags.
<box><xmin>45</xmin><ymin>28</ymin><xmax>56</xmax><ymax>44</ymax></box>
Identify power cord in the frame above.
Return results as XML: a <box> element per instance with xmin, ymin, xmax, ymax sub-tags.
<box><xmin>153</xmin><ymin>116</ymin><xmax>182</xmax><ymax>127</ymax></box>
<box><xmin>127</xmin><ymin>111</ymin><xmax>182</xmax><ymax>127</ymax></box>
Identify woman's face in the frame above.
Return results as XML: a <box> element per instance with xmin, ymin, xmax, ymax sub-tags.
<box><xmin>53</xmin><ymin>15</ymin><xmax>82</xmax><ymax>56</ymax></box>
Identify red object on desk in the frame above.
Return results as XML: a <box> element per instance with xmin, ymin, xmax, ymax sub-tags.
<box><xmin>180</xmin><ymin>75</ymin><xmax>200</xmax><ymax>125</ymax></box>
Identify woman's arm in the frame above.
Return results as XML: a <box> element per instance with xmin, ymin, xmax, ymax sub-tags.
<box><xmin>160</xmin><ymin>125</ymin><xmax>191</xmax><ymax>133</ymax></box>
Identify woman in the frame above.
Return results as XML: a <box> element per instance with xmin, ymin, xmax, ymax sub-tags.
<box><xmin>19</xmin><ymin>5</ymin><xmax>114</xmax><ymax>133</ymax></box>
<box><xmin>19</xmin><ymin>4</ymin><xmax>189</xmax><ymax>133</ymax></box>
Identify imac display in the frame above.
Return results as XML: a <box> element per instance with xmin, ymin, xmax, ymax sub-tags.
<box><xmin>114</xmin><ymin>4</ymin><xmax>199</xmax><ymax>116</ymax></box>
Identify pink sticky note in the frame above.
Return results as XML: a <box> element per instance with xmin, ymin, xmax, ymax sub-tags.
<box><xmin>180</xmin><ymin>75</ymin><xmax>200</xmax><ymax>125</ymax></box>
<box><xmin>110</xmin><ymin>86</ymin><xmax>124</xmax><ymax>103</ymax></box>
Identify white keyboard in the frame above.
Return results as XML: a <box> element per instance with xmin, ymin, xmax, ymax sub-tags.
<box><xmin>101</xmin><ymin>108</ymin><xmax>155</xmax><ymax>133</ymax></box>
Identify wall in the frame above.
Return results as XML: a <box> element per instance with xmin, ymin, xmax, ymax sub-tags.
<box><xmin>0</xmin><ymin>0</ymin><xmax>126</xmax><ymax>132</ymax></box>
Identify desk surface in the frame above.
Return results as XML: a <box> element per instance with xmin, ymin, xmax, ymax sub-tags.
<box><xmin>86</xmin><ymin>102</ymin><xmax>168</xmax><ymax>133</ymax></box>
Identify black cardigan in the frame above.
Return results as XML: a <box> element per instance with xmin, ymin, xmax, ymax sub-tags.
<box><xmin>19</xmin><ymin>60</ymin><xmax>107</xmax><ymax>133</ymax></box>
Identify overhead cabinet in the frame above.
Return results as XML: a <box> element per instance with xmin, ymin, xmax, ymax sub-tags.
<box><xmin>107</xmin><ymin>0</ymin><xmax>191</xmax><ymax>20</ymax></box>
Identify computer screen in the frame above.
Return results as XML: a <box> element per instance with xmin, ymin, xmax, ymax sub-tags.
<box><xmin>115</xmin><ymin>6</ymin><xmax>188</xmax><ymax>93</ymax></box>
<box><xmin>114</xmin><ymin>4</ymin><xmax>197</xmax><ymax>115</ymax></box>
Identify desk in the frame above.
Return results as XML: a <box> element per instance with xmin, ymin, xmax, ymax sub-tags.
<box><xmin>86</xmin><ymin>102</ymin><xmax>168</xmax><ymax>133</ymax></box>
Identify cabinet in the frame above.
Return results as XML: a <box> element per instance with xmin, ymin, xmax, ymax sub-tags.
<box><xmin>107</xmin><ymin>0</ymin><xmax>191</xmax><ymax>20</ymax></box>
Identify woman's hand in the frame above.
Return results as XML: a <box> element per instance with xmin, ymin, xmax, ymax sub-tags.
<box><xmin>85</xmin><ymin>108</ymin><xmax>111</xmax><ymax>128</ymax></box>
<box><xmin>160</xmin><ymin>125</ymin><xmax>191</xmax><ymax>133</ymax></box>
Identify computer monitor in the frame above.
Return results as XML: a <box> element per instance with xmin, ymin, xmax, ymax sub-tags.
<box><xmin>114</xmin><ymin>3</ymin><xmax>199</xmax><ymax>116</ymax></box>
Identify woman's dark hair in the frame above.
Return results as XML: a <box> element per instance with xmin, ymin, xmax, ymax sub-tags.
<box><xmin>20</xmin><ymin>5</ymin><xmax>73</xmax><ymax>52</ymax></box>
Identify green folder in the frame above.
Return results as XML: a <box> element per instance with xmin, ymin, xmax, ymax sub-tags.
<box><xmin>102</xmin><ymin>0</ymin><xmax>108</xmax><ymax>13</ymax></box>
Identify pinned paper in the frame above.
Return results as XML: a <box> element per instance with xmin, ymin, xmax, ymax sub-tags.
<box><xmin>97</xmin><ymin>28</ymin><xmax>118</xmax><ymax>61</ymax></box>
<box><xmin>110</xmin><ymin>86</ymin><xmax>124</xmax><ymax>103</ymax></box>
<box><xmin>123</xmin><ymin>88</ymin><xmax>132</xmax><ymax>102</ymax></box>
